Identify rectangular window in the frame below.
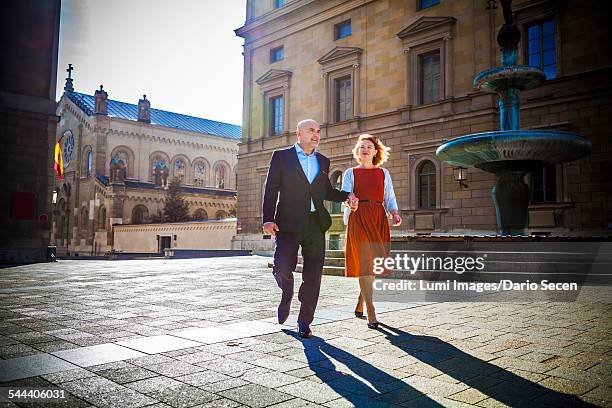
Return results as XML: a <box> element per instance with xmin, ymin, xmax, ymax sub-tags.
<box><xmin>418</xmin><ymin>0</ymin><xmax>440</xmax><ymax>10</ymax></box>
<box><xmin>270</xmin><ymin>46</ymin><xmax>284</xmax><ymax>63</ymax></box>
<box><xmin>419</xmin><ymin>51</ymin><xmax>440</xmax><ymax>105</ymax></box>
<box><xmin>531</xmin><ymin>165</ymin><xmax>556</xmax><ymax>203</ymax></box>
<box><xmin>335</xmin><ymin>76</ymin><xmax>351</xmax><ymax>122</ymax></box>
<box><xmin>526</xmin><ymin>19</ymin><xmax>556</xmax><ymax>79</ymax></box>
<box><xmin>270</xmin><ymin>95</ymin><xmax>283</xmax><ymax>136</ymax></box>
<box><xmin>274</xmin><ymin>0</ymin><xmax>285</xmax><ymax>8</ymax></box>
<box><xmin>334</xmin><ymin>20</ymin><xmax>351</xmax><ymax>40</ymax></box>
<box><xmin>328</xmin><ymin>234</ymin><xmax>340</xmax><ymax>250</ymax></box>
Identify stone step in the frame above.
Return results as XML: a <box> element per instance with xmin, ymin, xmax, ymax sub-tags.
<box><xmin>325</xmin><ymin>250</ymin><xmax>345</xmax><ymax>258</ymax></box>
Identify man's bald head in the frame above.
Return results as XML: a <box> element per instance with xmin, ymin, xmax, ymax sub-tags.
<box><xmin>295</xmin><ymin>119</ymin><xmax>321</xmax><ymax>154</ymax></box>
<box><xmin>296</xmin><ymin>119</ymin><xmax>319</xmax><ymax>132</ymax></box>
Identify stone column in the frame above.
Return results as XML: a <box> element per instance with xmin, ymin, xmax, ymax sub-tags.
<box><xmin>283</xmin><ymin>83</ymin><xmax>290</xmax><ymax>133</ymax></box>
<box><xmin>260</xmin><ymin>94</ymin><xmax>267</xmax><ymax>138</ymax></box>
<box><xmin>352</xmin><ymin>63</ymin><xmax>361</xmax><ymax>118</ymax></box>
<box><xmin>404</xmin><ymin>48</ymin><xmax>411</xmax><ymax>106</ymax></box>
<box><xmin>243</xmin><ymin>48</ymin><xmax>252</xmax><ymax>142</ymax></box>
<box><xmin>322</xmin><ymin>72</ymin><xmax>329</xmax><ymax>124</ymax></box>
<box><xmin>444</xmin><ymin>36</ymin><xmax>453</xmax><ymax>99</ymax></box>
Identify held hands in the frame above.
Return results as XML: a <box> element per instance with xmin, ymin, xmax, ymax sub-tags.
<box><xmin>263</xmin><ymin>222</ymin><xmax>279</xmax><ymax>236</ymax></box>
<box><xmin>347</xmin><ymin>192</ymin><xmax>359</xmax><ymax>212</ymax></box>
<box><xmin>391</xmin><ymin>210</ymin><xmax>402</xmax><ymax>226</ymax></box>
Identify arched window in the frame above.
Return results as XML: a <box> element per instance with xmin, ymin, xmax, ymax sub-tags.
<box><xmin>214</xmin><ymin>163</ymin><xmax>226</xmax><ymax>188</ymax></box>
<box><xmin>193</xmin><ymin>208</ymin><xmax>208</xmax><ymax>221</ymax></box>
<box><xmin>174</xmin><ymin>159</ymin><xmax>186</xmax><ymax>182</ymax></box>
<box><xmin>193</xmin><ymin>161</ymin><xmax>208</xmax><ymax>187</ymax></box>
<box><xmin>112</xmin><ymin>151</ymin><xmax>129</xmax><ymax>176</ymax></box>
<box><xmin>215</xmin><ymin>210</ymin><xmax>228</xmax><ymax>220</ymax></box>
<box><xmin>417</xmin><ymin>161</ymin><xmax>436</xmax><ymax>209</ymax></box>
<box><xmin>98</xmin><ymin>206</ymin><xmax>107</xmax><ymax>230</ymax></box>
<box><xmin>82</xmin><ymin>147</ymin><xmax>93</xmax><ymax>177</ymax></box>
<box><xmin>110</xmin><ymin>146</ymin><xmax>135</xmax><ymax>179</ymax></box>
<box><xmin>132</xmin><ymin>205</ymin><xmax>149</xmax><ymax>224</ymax></box>
<box><xmin>150</xmin><ymin>152</ymin><xmax>169</xmax><ymax>182</ymax></box>
<box><xmin>330</xmin><ymin>171</ymin><xmax>343</xmax><ymax>214</ymax></box>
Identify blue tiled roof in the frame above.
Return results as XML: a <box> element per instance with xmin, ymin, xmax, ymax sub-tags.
<box><xmin>67</xmin><ymin>91</ymin><xmax>241</xmax><ymax>140</ymax></box>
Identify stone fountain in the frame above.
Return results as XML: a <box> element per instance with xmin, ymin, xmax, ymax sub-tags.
<box><xmin>436</xmin><ymin>0</ymin><xmax>591</xmax><ymax>235</ymax></box>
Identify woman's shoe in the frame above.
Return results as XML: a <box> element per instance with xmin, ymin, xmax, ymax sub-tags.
<box><xmin>355</xmin><ymin>295</ymin><xmax>364</xmax><ymax>318</ymax></box>
<box><xmin>367</xmin><ymin>321</ymin><xmax>379</xmax><ymax>329</ymax></box>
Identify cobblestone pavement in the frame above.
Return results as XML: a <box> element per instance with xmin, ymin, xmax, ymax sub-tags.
<box><xmin>0</xmin><ymin>256</ymin><xmax>611</xmax><ymax>407</ymax></box>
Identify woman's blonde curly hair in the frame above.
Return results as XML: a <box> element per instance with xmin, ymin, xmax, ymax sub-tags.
<box><xmin>352</xmin><ymin>134</ymin><xmax>390</xmax><ymax>166</ymax></box>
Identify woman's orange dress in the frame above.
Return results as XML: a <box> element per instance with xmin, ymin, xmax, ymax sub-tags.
<box><xmin>345</xmin><ymin>168</ymin><xmax>390</xmax><ymax>277</ymax></box>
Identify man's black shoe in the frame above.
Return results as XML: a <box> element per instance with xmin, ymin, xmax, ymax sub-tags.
<box><xmin>297</xmin><ymin>322</ymin><xmax>312</xmax><ymax>338</ymax></box>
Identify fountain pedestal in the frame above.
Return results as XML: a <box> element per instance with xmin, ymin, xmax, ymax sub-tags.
<box><xmin>491</xmin><ymin>171</ymin><xmax>530</xmax><ymax>235</ymax></box>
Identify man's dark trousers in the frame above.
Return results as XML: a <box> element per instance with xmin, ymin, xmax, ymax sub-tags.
<box><xmin>273</xmin><ymin>212</ymin><xmax>325</xmax><ymax>326</ymax></box>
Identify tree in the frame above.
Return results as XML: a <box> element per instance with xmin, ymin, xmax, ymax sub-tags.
<box><xmin>162</xmin><ymin>177</ymin><xmax>191</xmax><ymax>222</ymax></box>
<box><xmin>149</xmin><ymin>210</ymin><xmax>162</xmax><ymax>223</ymax></box>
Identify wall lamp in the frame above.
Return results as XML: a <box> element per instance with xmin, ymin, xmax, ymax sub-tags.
<box><xmin>453</xmin><ymin>166</ymin><xmax>468</xmax><ymax>189</ymax></box>
<box><xmin>52</xmin><ymin>187</ymin><xmax>59</xmax><ymax>204</ymax></box>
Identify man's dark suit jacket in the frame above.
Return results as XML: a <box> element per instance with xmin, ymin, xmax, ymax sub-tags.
<box><xmin>263</xmin><ymin>146</ymin><xmax>349</xmax><ymax>233</ymax></box>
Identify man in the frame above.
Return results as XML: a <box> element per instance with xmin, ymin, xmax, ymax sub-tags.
<box><xmin>263</xmin><ymin>119</ymin><xmax>358</xmax><ymax>338</ymax></box>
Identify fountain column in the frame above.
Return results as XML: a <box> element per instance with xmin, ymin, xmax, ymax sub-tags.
<box><xmin>491</xmin><ymin>35</ymin><xmax>532</xmax><ymax>235</ymax></box>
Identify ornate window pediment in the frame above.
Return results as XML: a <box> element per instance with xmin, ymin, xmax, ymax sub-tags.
<box><xmin>317</xmin><ymin>46</ymin><xmax>362</xmax><ymax>67</ymax></box>
<box><xmin>397</xmin><ymin>16</ymin><xmax>456</xmax><ymax>43</ymax></box>
<box><xmin>256</xmin><ymin>69</ymin><xmax>292</xmax><ymax>87</ymax></box>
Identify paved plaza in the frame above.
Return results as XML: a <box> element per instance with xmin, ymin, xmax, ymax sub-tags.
<box><xmin>0</xmin><ymin>256</ymin><xmax>611</xmax><ymax>407</ymax></box>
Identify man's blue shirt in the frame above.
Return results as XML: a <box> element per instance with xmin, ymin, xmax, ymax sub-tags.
<box><xmin>294</xmin><ymin>143</ymin><xmax>319</xmax><ymax>211</ymax></box>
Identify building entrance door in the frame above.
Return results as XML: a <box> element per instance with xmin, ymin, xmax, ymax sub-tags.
<box><xmin>160</xmin><ymin>236</ymin><xmax>171</xmax><ymax>253</ymax></box>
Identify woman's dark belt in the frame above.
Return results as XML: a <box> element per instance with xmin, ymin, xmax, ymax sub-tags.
<box><xmin>359</xmin><ymin>200</ymin><xmax>383</xmax><ymax>203</ymax></box>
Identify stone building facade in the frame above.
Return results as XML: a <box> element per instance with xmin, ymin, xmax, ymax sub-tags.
<box><xmin>52</xmin><ymin>77</ymin><xmax>240</xmax><ymax>256</ymax></box>
<box><xmin>0</xmin><ymin>1</ymin><xmax>61</xmax><ymax>263</ymax></box>
<box><xmin>233</xmin><ymin>0</ymin><xmax>612</xmax><ymax>252</ymax></box>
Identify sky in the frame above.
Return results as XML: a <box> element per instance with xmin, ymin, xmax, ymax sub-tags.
<box><xmin>56</xmin><ymin>0</ymin><xmax>247</xmax><ymax>126</ymax></box>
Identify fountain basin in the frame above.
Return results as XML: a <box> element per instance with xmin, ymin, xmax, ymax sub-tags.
<box><xmin>436</xmin><ymin>130</ymin><xmax>592</xmax><ymax>174</ymax></box>
<box><xmin>474</xmin><ymin>65</ymin><xmax>546</xmax><ymax>92</ymax></box>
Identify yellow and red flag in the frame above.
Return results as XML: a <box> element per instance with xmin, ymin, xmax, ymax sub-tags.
<box><xmin>54</xmin><ymin>141</ymin><xmax>63</xmax><ymax>182</ymax></box>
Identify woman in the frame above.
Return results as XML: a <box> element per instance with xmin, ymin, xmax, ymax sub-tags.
<box><xmin>342</xmin><ymin>134</ymin><xmax>401</xmax><ymax>329</ymax></box>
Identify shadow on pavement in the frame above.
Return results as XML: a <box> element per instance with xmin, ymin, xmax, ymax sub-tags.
<box><xmin>379</xmin><ymin>323</ymin><xmax>598</xmax><ymax>407</ymax></box>
<box><xmin>283</xmin><ymin>325</ymin><xmax>599</xmax><ymax>407</ymax></box>
<box><xmin>283</xmin><ymin>329</ymin><xmax>444</xmax><ymax>407</ymax></box>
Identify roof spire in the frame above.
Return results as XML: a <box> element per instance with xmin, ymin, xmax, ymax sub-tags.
<box><xmin>64</xmin><ymin>63</ymin><xmax>74</xmax><ymax>93</ymax></box>
<box><xmin>138</xmin><ymin>94</ymin><xmax>151</xmax><ymax>123</ymax></box>
<box><xmin>94</xmin><ymin>84</ymin><xmax>108</xmax><ymax>115</ymax></box>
